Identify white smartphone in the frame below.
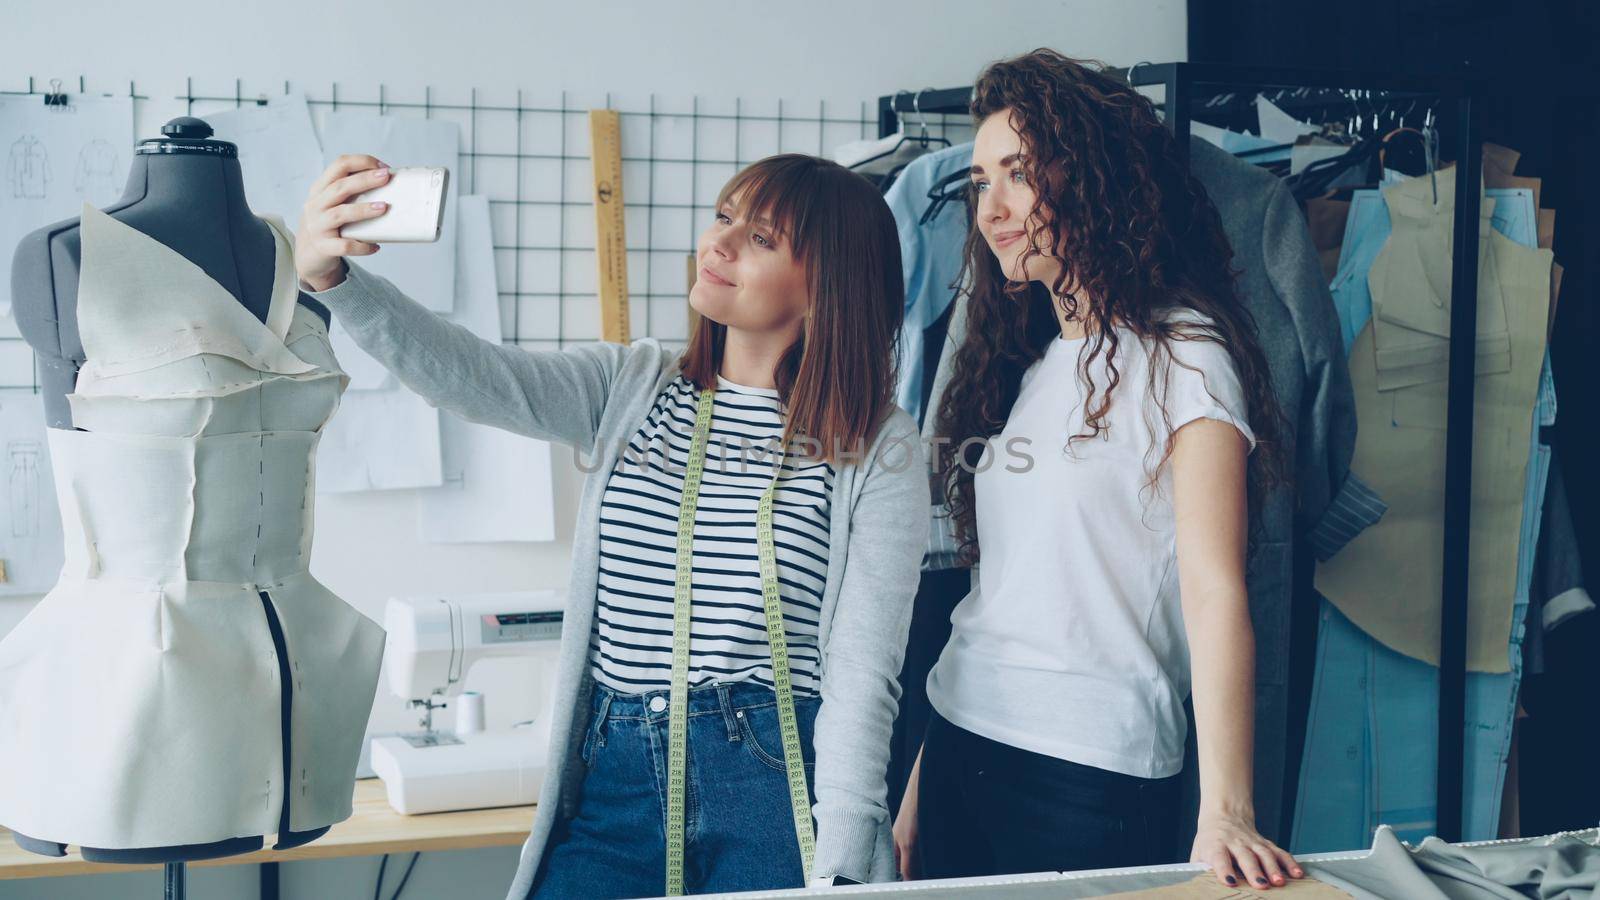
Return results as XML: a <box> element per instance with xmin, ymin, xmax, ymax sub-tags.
<box><xmin>340</xmin><ymin>166</ymin><xmax>449</xmax><ymax>243</ymax></box>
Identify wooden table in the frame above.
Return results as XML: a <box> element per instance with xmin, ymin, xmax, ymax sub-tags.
<box><xmin>0</xmin><ymin>778</ymin><xmax>533</xmax><ymax>897</ymax></box>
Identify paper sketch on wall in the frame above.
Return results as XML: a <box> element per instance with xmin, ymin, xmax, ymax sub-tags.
<box><xmin>73</xmin><ymin>139</ymin><xmax>120</xmax><ymax>206</ymax></box>
<box><xmin>417</xmin><ymin>195</ymin><xmax>555</xmax><ymax>543</ymax></box>
<box><xmin>9</xmin><ymin>441</ymin><xmax>42</xmax><ymax>536</ymax></box>
<box><xmin>0</xmin><ymin>93</ymin><xmax>135</xmax><ymax>317</ymax></box>
<box><xmin>0</xmin><ymin>309</ymin><xmax>32</xmax><ymax>390</ymax></box>
<box><xmin>0</xmin><ymin>389</ymin><xmax>64</xmax><ymax>596</ymax></box>
<box><xmin>315</xmin><ymin>112</ymin><xmax>459</xmax><ymax>313</ymax></box>
<box><xmin>8</xmin><ymin>135</ymin><xmax>50</xmax><ymax>199</ymax></box>
<box><xmin>316</xmin><ymin>387</ymin><xmax>443</xmax><ymax>493</ymax></box>
<box><xmin>315</xmin><ymin>195</ymin><xmax>446</xmax><ymax>494</ymax></box>
<box><xmin>315</xmin><ymin>112</ymin><xmax>461</xmax><ymax>392</ymax></box>
<box><xmin>203</xmin><ymin>94</ymin><xmax>325</xmax><ymax>233</ymax></box>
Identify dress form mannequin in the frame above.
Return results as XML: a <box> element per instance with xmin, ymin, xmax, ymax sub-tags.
<box><xmin>12</xmin><ymin>116</ymin><xmax>329</xmax><ymax>430</ymax></box>
<box><xmin>5</xmin><ymin>117</ymin><xmax>342</xmax><ymax>867</ymax></box>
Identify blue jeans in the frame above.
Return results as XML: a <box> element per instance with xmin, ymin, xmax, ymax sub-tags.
<box><xmin>531</xmin><ymin>681</ymin><xmax>820</xmax><ymax>899</ymax></box>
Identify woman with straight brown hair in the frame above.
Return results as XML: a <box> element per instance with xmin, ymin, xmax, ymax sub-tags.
<box><xmin>294</xmin><ymin>153</ymin><xmax>928</xmax><ymax>898</ymax></box>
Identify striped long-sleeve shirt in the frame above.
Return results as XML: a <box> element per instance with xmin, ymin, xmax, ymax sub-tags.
<box><xmin>588</xmin><ymin>374</ymin><xmax>833</xmax><ymax>696</ymax></box>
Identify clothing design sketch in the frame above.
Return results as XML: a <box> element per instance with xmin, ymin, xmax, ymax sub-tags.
<box><xmin>6</xmin><ymin>440</ymin><xmax>40</xmax><ymax>538</ymax></box>
<box><xmin>8</xmin><ymin>135</ymin><xmax>50</xmax><ymax>199</ymax></box>
<box><xmin>0</xmin><ymin>204</ymin><xmax>385</xmax><ymax>849</ymax></box>
<box><xmin>73</xmin><ymin>139</ymin><xmax>119</xmax><ymax>205</ymax></box>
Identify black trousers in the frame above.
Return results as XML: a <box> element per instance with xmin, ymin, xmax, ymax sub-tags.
<box><xmin>886</xmin><ymin>567</ymin><xmax>970</xmax><ymax>817</ymax></box>
<box><xmin>916</xmin><ymin>711</ymin><xmax>1183</xmax><ymax>879</ymax></box>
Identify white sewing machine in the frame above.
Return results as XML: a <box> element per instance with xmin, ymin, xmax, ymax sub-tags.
<box><xmin>369</xmin><ymin>591</ymin><xmax>563</xmax><ymax>814</ymax></box>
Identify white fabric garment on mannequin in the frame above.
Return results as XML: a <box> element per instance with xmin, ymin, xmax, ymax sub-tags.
<box><xmin>0</xmin><ymin>204</ymin><xmax>385</xmax><ymax>849</ymax></box>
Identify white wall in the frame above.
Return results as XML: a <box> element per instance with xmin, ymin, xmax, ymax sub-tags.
<box><xmin>0</xmin><ymin>2</ymin><xmax>1185</xmax><ymax>897</ymax></box>
<box><xmin>6</xmin><ymin>0</ymin><xmax>1180</xmax><ymax>109</ymax></box>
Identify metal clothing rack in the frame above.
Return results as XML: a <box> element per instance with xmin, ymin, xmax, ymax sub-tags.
<box><xmin>1132</xmin><ymin>63</ymin><xmax>1478</xmax><ymax>845</ymax></box>
<box><xmin>879</xmin><ymin>62</ymin><xmax>1484</xmax><ymax>844</ymax></box>
<box><xmin>876</xmin><ymin>87</ymin><xmax>975</xmax><ymax>141</ymax></box>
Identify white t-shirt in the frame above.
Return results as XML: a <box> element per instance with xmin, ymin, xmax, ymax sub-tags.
<box><xmin>925</xmin><ymin>309</ymin><xmax>1255</xmax><ymax>779</ymax></box>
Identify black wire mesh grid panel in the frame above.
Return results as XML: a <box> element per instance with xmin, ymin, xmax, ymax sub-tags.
<box><xmin>0</xmin><ymin>76</ymin><xmax>975</xmax><ymax>386</ymax></box>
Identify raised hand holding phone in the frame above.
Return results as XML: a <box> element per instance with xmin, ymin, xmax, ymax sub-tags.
<box><xmin>338</xmin><ymin>165</ymin><xmax>449</xmax><ymax>243</ymax></box>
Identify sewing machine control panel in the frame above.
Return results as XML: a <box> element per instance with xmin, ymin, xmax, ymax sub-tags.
<box><xmin>480</xmin><ymin>611</ymin><xmax>562</xmax><ymax>644</ymax></box>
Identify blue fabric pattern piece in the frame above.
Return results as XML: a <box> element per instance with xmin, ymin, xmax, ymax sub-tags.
<box><xmin>1306</xmin><ymin>473</ymin><xmax>1390</xmax><ymax>563</ymax></box>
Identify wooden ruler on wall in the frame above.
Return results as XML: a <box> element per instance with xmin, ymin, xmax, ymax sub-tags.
<box><xmin>686</xmin><ymin>253</ymin><xmax>700</xmax><ymax>334</ymax></box>
<box><xmin>589</xmin><ymin>109</ymin><xmax>630</xmax><ymax>343</ymax></box>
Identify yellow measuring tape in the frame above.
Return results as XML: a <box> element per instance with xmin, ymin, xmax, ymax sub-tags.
<box><xmin>588</xmin><ymin>109</ymin><xmax>630</xmax><ymax>344</ymax></box>
<box><xmin>666</xmin><ymin>389</ymin><xmax>815</xmax><ymax>895</ymax></box>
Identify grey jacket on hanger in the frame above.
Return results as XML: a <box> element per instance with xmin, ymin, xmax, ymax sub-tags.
<box><xmin>920</xmin><ymin>135</ymin><xmax>1383</xmax><ymax>844</ymax></box>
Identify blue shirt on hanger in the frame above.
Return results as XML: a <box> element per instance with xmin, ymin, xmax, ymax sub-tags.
<box><xmin>885</xmin><ymin>142</ymin><xmax>973</xmax><ymax>426</ymax></box>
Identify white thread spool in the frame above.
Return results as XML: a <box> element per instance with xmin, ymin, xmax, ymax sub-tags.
<box><xmin>455</xmin><ymin>691</ymin><xmax>485</xmax><ymax>736</ymax></box>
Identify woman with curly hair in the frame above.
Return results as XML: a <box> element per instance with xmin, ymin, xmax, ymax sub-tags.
<box><xmin>892</xmin><ymin>50</ymin><xmax>1304</xmax><ymax>891</ymax></box>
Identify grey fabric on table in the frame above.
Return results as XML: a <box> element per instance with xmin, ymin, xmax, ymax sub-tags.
<box><xmin>684</xmin><ymin>828</ymin><xmax>1600</xmax><ymax>899</ymax></box>
<box><xmin>1311</xmin><ymin>826</ymin><xmax>1600</xmax><ymax>900</ymax></box>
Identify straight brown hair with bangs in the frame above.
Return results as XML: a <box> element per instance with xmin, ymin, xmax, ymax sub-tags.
<box><xmin>679</xmin><ymin>154</ymin><xmax>903</xmax><ymax>465</ymax></box>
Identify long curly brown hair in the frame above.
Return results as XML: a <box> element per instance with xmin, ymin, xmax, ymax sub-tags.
<box><xmin>936</xmin><ymin>49</ymin><xmax>1289</xmax><ymax>566</ymax></box>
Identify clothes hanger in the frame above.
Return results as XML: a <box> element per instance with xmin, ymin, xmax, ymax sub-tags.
<box><xmin>1285</xmin><ymin>127</ymin><xmax>1383</xmax><ymax>199</ymax></box>
<box><xmin>896</xmin><ymin>90</ymin><xmax>953</xmax><ymax>151</ymax></box>
<box><xmin>920</xmin><ymin>167</ymin><xmax>972</xmax><ymax>225</ymax></box>
<box><xmin>849</xmin><ymin>89</ymin><xmax>950</xmax><ymax>171</ymax></box>
<box><xmin>1379</xmin><ymin>125</ymin><xmax>1431</xmax><ymax>176</ymax></box>
<box><xmin>1279</xmin><ymin>89</ymin><xmax>1442</xmax><ymax>201</ymax></box>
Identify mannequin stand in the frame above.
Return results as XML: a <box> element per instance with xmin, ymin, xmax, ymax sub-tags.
<box><xmin>5</xmin><ymin>114</ymin><xmax>353</xmax><ymax>897</ymax></box>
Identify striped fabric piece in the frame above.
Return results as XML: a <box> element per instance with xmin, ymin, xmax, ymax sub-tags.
<box><xmin>589</xmin><ymin>375</ymin><xmax>833</xmax><ymax>696</ymax></box>
<box><xmin>1307</xmin><ymin>472</ymin><xmax>1389</xmax><ymax>562</ymax></box>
